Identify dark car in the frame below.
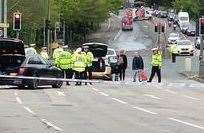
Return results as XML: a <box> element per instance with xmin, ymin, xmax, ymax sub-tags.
<box><xmin>186</xmin><ymin>25</ymin><xmax>196</xmax><ymax>36</ymax></box>
<box><xmin>0</xmin><ymin>39</ymin><xmax>63</xmax><ymax>89</ymax></box>
<box><xmin>168</xmin><ymin>12</ymin><xmax>175</xmax><ymax>21</ymax></box>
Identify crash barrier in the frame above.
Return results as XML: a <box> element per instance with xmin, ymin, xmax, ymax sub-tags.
<box><xmin>0</xmin><ymin>75</ymin><xmax>101</xmax><ymax>83</ymax></box>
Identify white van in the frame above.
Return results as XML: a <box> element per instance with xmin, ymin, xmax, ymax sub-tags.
<box><xmin>178</xmin><ymin>12</ymin><xmax>189</xmax><ymax>27</ymax></box>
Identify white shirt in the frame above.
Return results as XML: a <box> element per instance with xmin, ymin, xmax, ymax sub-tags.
<box><xmin>25</xmin><ymin>47</ymin><xmax>37</xmax><ymax>56</ymax></box>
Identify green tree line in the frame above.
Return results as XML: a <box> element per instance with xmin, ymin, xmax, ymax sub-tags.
<box><xmin>7</xmin><ymin>0</ymin><xmax>123</xmax><ymax>47</ymax></box>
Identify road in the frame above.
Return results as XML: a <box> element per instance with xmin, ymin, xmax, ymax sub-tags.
<box><xmin>0</xmin><ymin>15</ymin><xmax>204</xmax><ymax>133</ymax></box>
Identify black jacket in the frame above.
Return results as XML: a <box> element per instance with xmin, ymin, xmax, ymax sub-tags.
<box><xmin>132</xmin><ymin>56</ymin><xmax>144</xmax><ymax>70</ymax></box>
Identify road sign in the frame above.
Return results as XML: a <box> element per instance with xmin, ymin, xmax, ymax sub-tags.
<box><xmin>0</xmin><ymin>23</ymin><xmax>9</xmax><ymax>28</ymax></box>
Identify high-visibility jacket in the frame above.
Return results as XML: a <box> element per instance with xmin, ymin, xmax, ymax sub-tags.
<box><xmin>57</xmin><ymin>51</ymin><xmax>73</xmax><ymax>70</ymax></box>
<box><xmin>170</xmin><ymin>44</ymin><xmax>178</xmax><ymax>54</ymax></box>
<box><xmin>151</xmin><ymin>52</ymin><xmax>162</xmax><ymax>67</ymax></box>
<box><xmin>85</xmin><ymin>51</ymin><xmax>94</xmax><ymax>67</ymax></box>
<box><xmin>53</xmin><ymin>48</ymin><xmax>63</xmax><ymax>60</ymax></box>
<box><xmin>40</xmin><ymin>51</ymin><xmax>49</xmax><ymax>60</ymax></box>
<box><xmin>72</xmin><ymin>52</ymin><xmax>86</xmax><ymax>72</ymax></box>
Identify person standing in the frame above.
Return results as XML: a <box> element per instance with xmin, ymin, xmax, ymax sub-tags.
<box><xmin>25</xmin><ymin>43</ymin><xmax>37</xmax><ymax>56</ymax></box>
<box><xmin>83</xmin><ymin>46</ymin><xmax>94</xmax><ymax>85</ymax></box>
<box><xmin>132</xmin><ymin>52</ymin><xmax>144</xmax><ymax>82</ymax></box>
<box><xmin>40</xmin><ymin>47</ymin><xmax>49</xmax><ymax>60</ymax></box>
<box><xmin>147</xmin><ymin>48</ymin><xmax>162</xmax><ymax>83</ymax></box>
<box><xmin>170</xmin><ymin>43</ymin><xmax>178</xmax><ymax>63</ymax></box>
<box><xmin>72</xmin><ymin>48</ymin><xmax>86</xmax><ymax>86</ymax></box>
<box><xmin>118</xmin><ymin>49</ymin><xmax>128</xmax><ymax>81</ymax></box>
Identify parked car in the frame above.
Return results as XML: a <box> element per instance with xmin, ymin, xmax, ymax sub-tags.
<box><xmin>180</xmin><ymin>22</ymin><xmax>190</xmax><ymax>34</ymax></box>
<box><xmin>168</xmin><ymin>33</ymin><xmax>180</xmax><ymax>44</ymax></box>
<box><xmin>158</xmin><ymin>11</ymin><xmax>168</xmax><ymax>18</ymax></box>
<box><xmin>106</xmin><ymin>48</ymin><xmax>118</xmax><ymax>74</ymax></box>
<box><xmin>83</xmin><ymin>43</ymin><xmax>112</xmax><ymax>80</ymax></box>
<box><xmin>186</xmin><ymin>25</ymin><xmax>196</xmax><ymax>36</ymax></box>
<box><xmin>174</xmin><ymin>40</ymin><xmax>194</xmax><ymax>56</ymax></box>
<box><xmin>168</xmin><ymin>12</ymin><xmax>175</xmax><ymax>21</ymax></box>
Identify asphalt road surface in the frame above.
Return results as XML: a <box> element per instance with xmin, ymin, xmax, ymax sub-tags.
<box><xmin>0</xmin><ymin>16</ymin><xmax>204</xmax><ymax>133</ymax></box>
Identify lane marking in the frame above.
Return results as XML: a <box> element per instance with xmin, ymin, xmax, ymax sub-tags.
<box><xmin>41</xmin><ymin>119</ymin><xmax>63</xmax><ymax>131</ymax></box>
<box><xmin>144</xmin><ymin>94</ymin><xmax>161</xmax><ymax>100</ymax></box>
<box><xmin>16</xmin><ymin>97</ymin><xmax>22</xmax><ymax>104</ymax></box>
<box><xmin>167</xmin><ymin>83</ymin><xmax>186</xmax><ymax>87</ymax></box>
<box><xmin>23</xmin><ymin>106</ymin><xmax>36</xmax><ymax>115</ymax></box>
<box><xmin>14</xmin><ymin>91</ymin><xmax>18</xmax><ymax>96</ymax></box>
<box><xmin>132</xmin><ymin>106</ymin><xmax>158</xmax><ymax>115</ymax></box>
<box><xmin>92</xmin><ymin>87</ymin><xmax>99</xmax><ymax>92</ymax></box>
<box><xmin>165</xmin><ymin>89</ymin><xmax>178</xmax><ymax>94</ymax></box>
<box><xmin>183</xmin><ymin>95</ymin><xmax>200</xmax><ymax>101</ymax></box>
<box><xmin>169</xmin><ymin>118</ymin><xmax>204</xmax><ymax>130</ymax></box>
<box><xmin>98</xmin><ymin>92</ymin><xmax>109</xmax><ymax>97</ymax></box>
<box><xmin>56</xmin><ymin>91</ymin><xmax>65</xmax><ymax>96</ymax></box>
<box><xmin>111</xmin><ymin>98</ymin><xmax>127</xmax><ymax>104</ymax></box>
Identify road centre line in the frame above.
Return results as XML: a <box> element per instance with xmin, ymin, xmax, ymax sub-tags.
<box><xmin>165</xmin><ymin>89</ymin><xmax>178</xmax><ymax>94</ymax></box>
<box><xmin>23</xmin><ymin>106</ymin><xmax>36</xmax><ymax>115</ymax></box>
<box><xmin>98</xmin><ymin>92</ymin><xmax>109</xmax><ymax>97</ymax></box>
<box><xmin>183</xmin><ymin>95</ymin><xmax>200</xmax><ymax>101</ymax></box>
<box><xmin>144</xmin><ymin>94</ymin><xmax>161</xmax><ymax>100</ymax></box>
<box><xmin>56</xmin><ymin>91</ymin><xmax>65</xmax><ymax>96</ymax></box>
<box><xmin>41</xmin><ymin>119</ymin><xmax>63</xmax><ymax>131</ymax></box>
<box><xmin>132</xmin><ymin>106</ymin><xmax>158</xmax><ymax>115</ymax></box>
<box><xmin>16</xmin><ymin>97</ymin><xmax>22</xmax><ymax>104</ymax></box>
<box><xmin>111</xmin><ymin>98</ymin><xmax>127</xmax><ymax>104</ymax></box>
<box><xmin>169</xmin><ymin>118</ymin><xmax>204</xmax><ymax>130</ymax></box>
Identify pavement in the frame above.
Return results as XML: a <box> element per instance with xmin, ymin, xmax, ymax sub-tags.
<box><xmin>1</xmin><ymin>10</ymin><xmax>204</xmax><ymax>133</ymax></box>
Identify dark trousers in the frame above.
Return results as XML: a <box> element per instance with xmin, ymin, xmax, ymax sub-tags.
<box><xmin>65</xmin><ymin>69</ymin><xmax>73</xmax><ymax>85</ymax></box>
<box><xmin>119</xmin><ymin>67</ymin><xmax>126</xmax><ymax>81</ymax></box>
<box><xmin>75</xmin><ymin>71</ymin><xmax>84</xmax><ymax>85</ymax></box>
<box><xmin>148</xmin><ymin>66</ymin><xmax>161</xmax><ymax>83</ymax></box>
<box><xmin>172</xmin><ymin>53</ymin><xmax>176</xmax><ymax>63</ymax></box>
<box><xmin>84</xmin><ymin>66</ymin><xmax>92</xmax><ymax>80</ymax></box>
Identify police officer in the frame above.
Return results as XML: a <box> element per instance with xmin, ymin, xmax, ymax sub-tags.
<box><xmin>147</xmin><ymin>48</ymin><xmax>162</xmax><ymax>83</ymax></box>
<box><xmin>170</xmin><ymin>43</ymin><xmax>178</xmax><ymax>63</ymax></box>
<box><xmin>57</xmin><ymin>47</ymin><xmax>73</xmax><ymax>85</ymax></box>
<box><xmin>83</xmin><ymin>46</ymin><xmax>94</xmax><ymax>85</ymax></box>
<box><xmin>25</xmin><ymin>43</ymin><xmax>37</xmax><ymax>55</ymax></box>
<box><xmin>72</xmin><ymin>48</ymin><xmax>86</xmax><ymax>86</ymax></box>
<box><xmin>40</xmin><ymin>47</ymin><xmax>49</xmax><ymax>60</ymax></box>
<box><xmin>53</xmin><ymin>44</ymin><xmax>64</xmax><ymax>66</ymax></box>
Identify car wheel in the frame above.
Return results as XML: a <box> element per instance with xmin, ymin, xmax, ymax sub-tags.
<box><xmin>190</xmin><ymin>53</ymin><xmax>194</xmax><ymax>56</ymax></box>
<box><xmin>28</xmin><ymin>74</ymin><xmax>38</xmax><ymax>89</ymax></box>
<box><xmin>52</xmin><ymin>81</ymin><xmax>63</xmax><ymax>88</ymax></box>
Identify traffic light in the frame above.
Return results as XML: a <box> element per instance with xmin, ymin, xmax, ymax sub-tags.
<box><xmin>13</xmin><ymin>12</ymin><xmax>21</xmax><ymax>30</ymax></box>
<box><xmin>200</xmin><ymin>18</ymin><xmax>204</xmax><ymax>35</ymax></box>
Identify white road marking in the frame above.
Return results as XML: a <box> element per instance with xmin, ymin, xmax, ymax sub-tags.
<box><xmin>168</xmin><ymin>83</ymin><xmax>186</xmax><ymax>87</ymax></box>
<box><xmin>92</xmin><ymin>87</ymin><xmax>99</xmax><ymax>92</ymax></box>
<box><xmin>56</xmin><ymin>91</ymin><xmax>65</xmax><ymax>96</ymax></box>
<box><xmin>183</xmin><ymin>95</ymin><xmax>200</xmax><ymax>101</ymax></box>
<box><xmin>98</xmin><ymin>92</ymin><xmax>109</xmax><ymax>97</ymax></box>
<box><xmin>144</xmin><ymin>94</ymin><xmax>161</xmax><ymax>100</ymax></box>
<box><xmin>165</xmin><ymin>89</ymin><xmax>178</xmax><ymax>94</ymax></box>
<box><xmin>111</xmin><ymin>98</ymin><xmax>127</xmax><ymax>104</ymax></box>
<box><xmin>16</xmin><ymin>97</ymin><xmax>22</xmax><ymax>104</ymax></box>
<box><xmin>14</xmin><ymin>91</ymin><xmax>18</xmax><ymax>96</ymax></box>
<box><xmin>189</xmin><ymin>84</ymin><xmax>204</xmax><ymax>88</ymax></box>
<box><xmin>41</xmin><ymin>119</ymin><xmax>63</xmax><ymax>131</ymax></box>
<box><xmin>23</xmin><ymin>106</ymin><xmax>36</xmax><ymax>115</ymax></box>
<box><xmin>169</xmin><ymin>118</ymin><xmax>204</xmax><ymax>130</ymax></box>
<box><xmin>132</xmin><ymin>106</ymin><xmax>158</xmax><ymax>115</ymax></box>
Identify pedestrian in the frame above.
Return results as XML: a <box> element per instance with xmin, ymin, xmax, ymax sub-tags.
<box><xmin>83</xmin><ymin>46</ymin><xmax>94</xmax><ymax>85</ymax></box>
<box><xmin>132</xmin><ymin>52</ymin><xmax>144</xmax><ymax>82</ymax></box>
<box><xmin>117</xmin><ymin>49</ymin><xmax>128</xmax><ymax>81</ymax></box>
<box><xmin>25</xmin><ymin>43</ymin><xmax>37</xmax><ymax>56</ymax></box>
<box><xmin>72</xmin><ymin>48</ymin><xmax>86</xmax><ymax>86</ymax></box>
<box><xmin>53</xmin><ymin>44</ymin><xmax>64</xmax><ymax>66</ymax></box>
<box><xmin>147</xmin><ymin>48</ymin><xmax>162</xmax><ymax>83</ymax></box>
<box><xmin>57</xmin><ymin>46</ymin><xmax>73</xmax><ymax>85</ymax></box>
<box><xmin>170</xmin><ymin>43</ymin><xmax>178</xmax><ymax>63</ymax></box>
<box><xmin>40</xmin><ymin>47</ymin><xmax>49</xmax><ymax>60</ymax></box>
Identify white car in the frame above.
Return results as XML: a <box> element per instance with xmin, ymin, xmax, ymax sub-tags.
<box><xmin>168</xmin><ymin>33</ymin><xmax>180</xmax><ymax>44</ymax></box>
<box><xmin>176</xmin><ymin>40</ymin><xmax>194</xmax><ymax>56</ymax></box>
<box><xmin>106</xmin><ymin>48</ymin><xmax>117</xmax><ymax>64</ymax></box>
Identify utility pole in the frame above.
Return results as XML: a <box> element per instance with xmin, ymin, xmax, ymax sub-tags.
<box><xmin>47</xmin><ymin>0</ymin><xmax>51</xmax><ymax>54</ymax></box>
<box><xmin>3</xmin><ymin>0</ymin><xmax>7</xmax><ymax>38</ymax></box>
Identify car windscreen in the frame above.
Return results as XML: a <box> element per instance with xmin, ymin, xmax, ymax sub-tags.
<box><xmin>107</xmin><ymin>50</ymin><xmax>115</xmax><ymax>56</ymax></box>
<box><xmin>0</xmin><ymin>40</ymin><xmax>25</xmax><ymax>55</ymax></box>
<box><xmin>178</xmin><ymin>41</ymin><xmax>191</xmax><ymax>45</ymax></box>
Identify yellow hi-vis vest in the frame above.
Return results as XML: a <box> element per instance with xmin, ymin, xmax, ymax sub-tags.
<box><xmin>72</xmin><ymin>53</ymin><xmax>86</xmax><ymax>72</ymax></box>
<box><xmin>85</xmin><ymin>52</ymin><xmax>94</xmax><ymax>67</ymax></box>
<box><xmin>57</xmin><ymin>51</ymin><xmax>73</xmax><ymax>70</ymax></box>
<box><xmin>151</xmin><ymin>53</ymin><xmax>162</xmax><ymax>67</ymax></box>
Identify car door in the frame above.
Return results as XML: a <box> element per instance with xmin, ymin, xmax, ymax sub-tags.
<box><xmin>27</xmin><ymin>56</ymin><xmax>51</xmax><ymax>85</ymax></box>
